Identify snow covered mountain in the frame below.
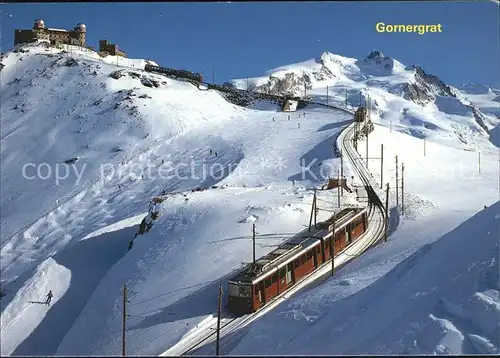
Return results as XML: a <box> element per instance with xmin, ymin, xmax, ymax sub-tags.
<box><xmin>459</xmin><ymin>82</ymin><xmax>500</xmax><ymax>118</ymax></box>
<box><xmin>232</xmin><ymin>50</ymin><xmax>499</xmax><ymax>151</ymax></box>
<box><xmin>1</xmin><ymin>43</ymin><xmax>498</xmax><ymax>356</ymax></box>
<box><xmin>0</xmin><ymin>43</ymin><xmax>353</xmax><ymax>355</ymax></box>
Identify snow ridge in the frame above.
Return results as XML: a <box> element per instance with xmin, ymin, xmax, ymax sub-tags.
<box><xmin>231</xmin><ymin>50</ymin><xmax>499</xmax><ymax>150</ymax></box>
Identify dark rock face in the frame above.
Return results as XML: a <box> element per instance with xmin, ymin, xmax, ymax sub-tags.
<box><xmin>140</xmin><ymin>77</ymin><xmax>160</xmax><ymax>88</ymax></box>
<box><xmin>110</xmin><ymin>70</ymin><xmax>165</xmax><ymax>89</ymax></box>
<box><xmin>313</xmin><ymin>65</ymin><xmax>335</xmax><ymax>82</ymax></box>
<box><xmin>402</xmin><ymin>66</ymin><xmax>455</xmax><ymax>105</ymax></box>
<box><xmin>109</xmin><ymin>70</ymin><xmax>126</xmax><ymax>79</ymax></box>
<box><xmin>415</xmin><ymin>66</ymin><xmax>454</xmax><ymax>96</ymax></box>
<box><xmin>208</xmin><ymin>83</ymin><xmax>307</xmax><ymax>109</ymax></box>
<box><xmin>64</xmin><ymin>58</ymin><xmax>78</xmax><ymax>67</ymax></box>
<box><xmin>402</xmin><ymin>66</ymin><xmax>491</xmax><ymax>134</ymax></box>
<box><xmin>471</xmin><ymin>106</ymin><xmax>490</xmax><ymax>133</ymax></box>
<box><xmin>246</xmin><ymin>56</ymin><xmax>336</xmax><ymax>97</ymax></box>
<box><xmin>261</xmin><ymin>73</ymin><xmax>311</xmax><ymax>96</ymax></box>
<box><xmin>365</xmin><ymin>50</ymin><xmax>385</xmax><ymax>61</ymax></box>
<box><xmin>128</xmin><ymin>72</ymin><xmax>141</xmax><ymax>80</ymax></box>
<box><xmin>64</xmin><ymin>157</ymin><xmax>79</xmax><ymax>164</ymax></box>
<box><xmin>14</xmin><ymin>47</ymin><xmax>29</xmax><ymax>54</ymax></box>
<box><xmin>251</xmin><ymin>71</ymin><xmax>319</xmax><ymax>97</ymax></box>
<box><xmin>222</xmin><ymin>81</ymin><xmax>235</xmax><ymax>88</ymax></box>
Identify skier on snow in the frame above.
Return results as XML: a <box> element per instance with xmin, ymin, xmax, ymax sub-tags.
<box><xmin>45</xmin><ymin>290</ymin><xmax>53</xmax><ymax>306</ymax></box>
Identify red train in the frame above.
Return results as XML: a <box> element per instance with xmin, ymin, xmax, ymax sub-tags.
<box><xmin>227</xmin><ymin>207</ymin><xmax>368</xmax><ymax>315</ymax></box>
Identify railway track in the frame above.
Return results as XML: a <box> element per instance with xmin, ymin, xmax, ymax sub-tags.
<box><xmin>7</xmin><ymin>45</ymin><xmax>386</xmax><ymax>354</ymax></box>
<box><xmin>160</xmin><ymin>108</ymin><xmax>387</xmax><ymax>356</ymax></box>
<box><xmin>338</xmin><ymin>115</ymin><xmax>387</xmax><ymax>251</ymax></box>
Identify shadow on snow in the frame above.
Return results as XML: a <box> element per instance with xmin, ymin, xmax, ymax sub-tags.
<box><xmin>12</xmin><ymin>225</ymin><xmax>135</xmax><ymax>356</ymax></box>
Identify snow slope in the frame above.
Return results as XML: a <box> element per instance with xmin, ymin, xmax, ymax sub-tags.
<box><xmin>0</xmin><ymin>43</ymin><xmax>249</xmax><ymax>283</ymax></box>
<box><xmin>0</xmin><ymin>43</ymin><xmax>353</xmax><ymax>356</ymax></box>
<box><xmin>56</xmin><ymin>185</ymin><xmax>358</xmax><ymax>356</ymax></box>
<box><xmin>1</xmin><ymin>43</ymin><xmax>499</xmax><ymax>357</ymax></box>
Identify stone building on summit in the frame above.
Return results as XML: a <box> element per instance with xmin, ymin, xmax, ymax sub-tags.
<box><xmin>13</xmin><ymin>19</ymin><xmax>127</xmax><ymax>58</ymax></box>
<box><xmin>14</xmin><ymin>19</ymin><xmax>86</xmax><ymax>47</ymax></box>
<box><xmin>99</xmin><ymin>40</ymin><xmax>127</xmax><ymax>57</ymax></box>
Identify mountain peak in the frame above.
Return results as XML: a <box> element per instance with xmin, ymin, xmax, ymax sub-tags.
<box><xmin>319</xmin><ymin>51</ymin><xmax>335</xmax><ymax>60</ymax></box>
<box><xmin>317</xmin><ymin>51</ymin><xmax>345</xmax><ymax>66</ymax></box>
<box><xmin>365</xmin><ymin>50</ymin><xmax>385</xmax><ymax>61</ymax></box>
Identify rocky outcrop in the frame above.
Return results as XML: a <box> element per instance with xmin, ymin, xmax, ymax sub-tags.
<box><xmin>245</xmin><ymin>53</ymin><xmax>340</xmax><ymax>97</ymax></box>
<box><xmin>110</xmin><ymin>70</ymin><xmax>167</xmax><ymax>89</ymax></box>
<box><xmin>64</xmin><ymin>58</ymin><xmax>79</xmax><ymax>67</ymax></box>
<box><xmin>140</xmin><ymin>77</ymin><xmax>161</xmax><ymax>88</ymax></box>
<box><xmin>250</xmin><ymin>65</ymin><xmax>337</xmax><ymax>97</ymax></box>
<box><xmin>251</xmin><ymin>72</ymin><xmax>312</xmax><ymax>97</ymax></box>
<box><xmin>208</xmin><ymin>82</ymin><xmax>308</xmax><ymax>109</ymax></box>
<box><xmin>109</xmin><ymin>70</ymin><xmax>126</xmax><ymax>79</ymax></box>
<box><xmin>402</xmin><ymin>66</ymin><xmax>455</xmax><ymax>105</ymax></box>
<box><xmin>358</xmin><ymin>50</ymin><xmax>401</xmax><ymax>75</ymax></box>
<box><xmin>471</xmin><ymin>106</ymin><xmax>490</xmax><ymax>133</ymax></box>
<box><xmin>365</xmin><ymin>50</ymin><xmax>385</xmax><ymax>61</ymax></box>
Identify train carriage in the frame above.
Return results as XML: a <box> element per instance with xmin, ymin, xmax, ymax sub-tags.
<box><xmin>144</xmin><ymin>63</ymin><xmax>204</xmax><ymax>83</ymax></box>
<box><xmin>354</xmin><ymin>107</ymin><xmax>367</xmax><ymax>122</ymax></box>
<box><xmin>228</xmin><ymin>207</ymin><xmax>368</xmax><ymax>315</ymax></box>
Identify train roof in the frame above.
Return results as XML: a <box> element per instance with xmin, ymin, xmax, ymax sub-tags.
<box><xmin>229</xmin><ymin>206</ymin><xmax>366</xmax><ymax>284</ymax></box>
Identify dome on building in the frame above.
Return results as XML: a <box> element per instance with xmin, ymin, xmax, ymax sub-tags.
<box><xmin>74</xmin><ymin>23</ymin><xmax>86</xmax><ymax>32</ymax></box>
<box><xmin>33</xmin><ymin>19</ymin><xmax>45</xmax><ymax>29</ymax></box>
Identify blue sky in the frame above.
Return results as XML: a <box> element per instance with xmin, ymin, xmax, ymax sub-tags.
<box><xmin>2</xmin><ymin>2</ymin><xmax>498</xmax><ymax>87</ymax></box>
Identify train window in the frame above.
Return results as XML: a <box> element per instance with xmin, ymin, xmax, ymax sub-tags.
<box><xmin>272</xmin><ymin>274</ymin><xmax>278</xmax><ymax>283</ymax></box>
<box><xmin>265</xmin><ymin>277</ymin><xmax>272</xmax><ymax>288</ymax></box>
<box><xmin>279</xmin><ymin>268</ymin><xmax>286</xmax><ymax>278</ymax></box>
<box><xmin>301</xmin><ymin>255</ymin><xmax>306</xmax><ymax>264</ymax></box>
<box><xmin>295</xmin><ymin>259</ymin><xmax>300</xmax><ymax>268</ymax></box>
<box><xmin>255</xmin><ymin>286</ymin><xmax>259</xmax><ymax>295</ymax></box>
<box><xmin>228</xmin><ymin>283</ymin><xmax>239</xmax><ymax>296</ymax></box>
<box><xmin>238</xmin><ymin>286</ymin><xmax>251</xmax><ymax>297</ymax></box>
<box><xmin>307</xmin><ymin>251</ymin><xmax>312</xmax><ymax>260</ymax></box>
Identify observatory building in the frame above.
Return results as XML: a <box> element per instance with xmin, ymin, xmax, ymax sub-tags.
<box><xmin>14</xmin><ymin>19</ymin><xmax>86</xmax><ymax>47</ymax></box>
